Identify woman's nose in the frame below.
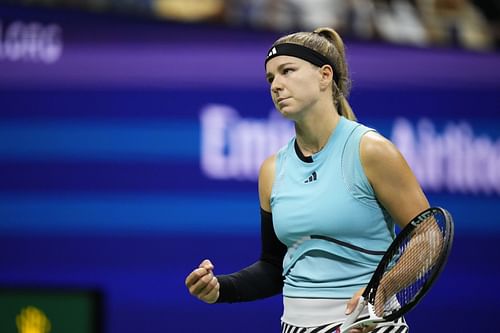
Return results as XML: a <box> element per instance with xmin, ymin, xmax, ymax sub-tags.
<box><xmin>271</xmin><ymin>76</ymin><xmax>283</xmax><ymax>94</ymax></box>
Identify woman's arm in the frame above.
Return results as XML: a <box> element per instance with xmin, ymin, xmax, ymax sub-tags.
<box><xmin>259</xmin><ymin>155</ymin><xmax>276</xmax><ymax>212</ymax></box>
<box><xmin>216</xmin><ymin>155</ymin><xmax>286</xmax><ymax>303</ymax></box>
<box><xmin>360</xmin><ymin>131</ymin><xmax>429</xmax><ymax>228</ymax></box>
<box><xmin>344</xmin><ymin>132</ymin><xmax>430</xmax><ymax>330</ymax></box>
<box><xmin>185</xmin><ymin>155</ymin><xmax>286</xmax><ymax>303</ymax></box>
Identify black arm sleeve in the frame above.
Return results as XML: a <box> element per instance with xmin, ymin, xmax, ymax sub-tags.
<box><xmin>215</xmin><ymin>208</ymin><xmax>287</xmax><ymax>303</ymax></box>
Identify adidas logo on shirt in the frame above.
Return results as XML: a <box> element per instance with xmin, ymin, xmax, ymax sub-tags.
<box><xmin>304</xmin><ymin>171</ymin><xmax>317</xmax><ymax>183</ymax></box>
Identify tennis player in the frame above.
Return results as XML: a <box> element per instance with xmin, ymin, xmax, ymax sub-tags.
<box><xmin>185</xmin><ymin>27</ymin><xmax>429</xmax><ymax>333</ymax></box>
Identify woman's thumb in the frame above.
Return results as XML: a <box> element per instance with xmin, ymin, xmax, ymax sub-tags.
<box><xmin>345</xmin><ymin>296</ymin><xmax>359</xmax><ymax>315</ymax></box>
<box><xmin>200</xmin><ymin>259</ymin><xmax>214</xmax><ymax>270</ymax></box>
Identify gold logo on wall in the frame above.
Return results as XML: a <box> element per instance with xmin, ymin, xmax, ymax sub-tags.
<box><xmin>16</xmin><ymin>306</ymin><xmax>52</xmax><ymax>333</ymax></box>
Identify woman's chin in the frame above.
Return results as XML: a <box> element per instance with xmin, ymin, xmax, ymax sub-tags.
<box><xmin>278</xmin><ymin>106</ymin><xmax>297</xmax><ymax>118</ymax></box>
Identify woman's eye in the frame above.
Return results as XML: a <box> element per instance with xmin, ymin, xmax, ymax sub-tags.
<box><xmin>283</xmin><ymin>68</ymin><xmax>293</xmax><ymax>75</ymax></box>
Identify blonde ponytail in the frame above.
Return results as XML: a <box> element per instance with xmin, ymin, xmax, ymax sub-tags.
<box><xmin>313</xmin><ymin>27</ymin><xmax>356</xmax><ymax>121</ymax></box>
<box><xmin>338</xmin><ymin>95</ymin><xmax>356</xmax><ymax>121</ymax></box>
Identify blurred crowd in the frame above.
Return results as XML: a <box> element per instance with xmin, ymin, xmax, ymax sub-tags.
<box><xmin>7</xmin><ymin>0</ymin><xmax>500</xmax><ymax>50</ymax></box>
<box><xmin>225</xmin><ymin>0</ymin><xmax>499</xmax><ymax>50</ymax></box>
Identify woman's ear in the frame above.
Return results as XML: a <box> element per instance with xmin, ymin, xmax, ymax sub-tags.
<box><xmin>319</xmin><ymin>65</ymin><xmax>334</xmax><ymax>90</ymax></box>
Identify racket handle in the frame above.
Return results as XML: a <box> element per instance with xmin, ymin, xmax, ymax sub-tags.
<box><xmin>339</xmin><ymin>296</ymin><xmax>366</xmax><ymax>333</ymax></box>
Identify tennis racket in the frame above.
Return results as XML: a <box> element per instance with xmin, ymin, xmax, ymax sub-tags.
<box><xmin>338</xmin><ymin>207</ymin><xmax>454</xmax><ymax>332</ymax></box>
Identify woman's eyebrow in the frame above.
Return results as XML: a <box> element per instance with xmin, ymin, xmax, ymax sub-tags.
<box><xmin>265</xmin><ymin>62</ymin><xmax>295</xmax><ymax>79</ymax></box>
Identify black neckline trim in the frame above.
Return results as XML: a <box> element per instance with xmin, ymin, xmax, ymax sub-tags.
<box><xmin>294</xmin><ymin>139</ymin><xmax>314</xmax><ymax>163</ymax></box>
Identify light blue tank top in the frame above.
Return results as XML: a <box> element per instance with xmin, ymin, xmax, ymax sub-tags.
<box><xmin>270</xmin><ymin>116</ymin><xmax>395</xmax><ymax>299</ymax></box>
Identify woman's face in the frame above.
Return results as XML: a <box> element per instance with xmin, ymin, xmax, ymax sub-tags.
<box><xmin>265</xmin><ymin>55</ymin><xmax>322</xmax><ymax>119</ymax></box>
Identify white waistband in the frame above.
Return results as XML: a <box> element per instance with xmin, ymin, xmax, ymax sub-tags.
<box><xmin>281</xmin><ymin>296</ymin><xmax>369</xmax><ymax>327</ymax></box>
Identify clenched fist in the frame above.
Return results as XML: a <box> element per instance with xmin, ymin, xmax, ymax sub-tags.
<box><xmin>185</xmin><ymin>259</ymin><xmax>220</xmax><ymax>304</ymax></box>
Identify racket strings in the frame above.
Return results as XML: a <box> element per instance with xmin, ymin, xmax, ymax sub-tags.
<box><xmin>373</xmin><ymin>212</ymin><xmax>448</xmax><ymax>317</ymax></box>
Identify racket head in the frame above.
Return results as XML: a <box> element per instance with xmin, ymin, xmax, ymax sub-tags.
<box><xmin>362</xmin><ymin>207</ymin><xmax>454</xmax><ymax>321</ymax></box>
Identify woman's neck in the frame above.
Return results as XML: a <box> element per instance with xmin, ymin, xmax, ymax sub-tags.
<box><xmin>294</xmin><ymin>106</ymin><xmax>340</xmax><ymax>156</ymax></box>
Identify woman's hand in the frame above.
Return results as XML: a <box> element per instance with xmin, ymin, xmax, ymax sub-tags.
<box><xmin>185</xmin><ymin>259</ymin><xmax>220</xmax><ymax>304</ymax></box>
<box><xmin>345</xmin><ymin>287</ymin><xmax>376</xmax><ymax>333</ymax></box>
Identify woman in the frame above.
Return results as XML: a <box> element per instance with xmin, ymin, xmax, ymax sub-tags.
<box><xmin>185</xmin><ymin>27</ymin><xmax>429</xmax><ymax>333</ymax></box>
